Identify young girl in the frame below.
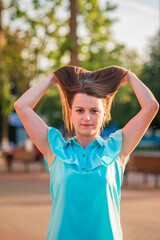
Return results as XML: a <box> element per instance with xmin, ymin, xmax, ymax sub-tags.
<box><xmin>14</xmin><ymin>65</ymin><xmax>159</xmax><ymax>240</ymax></box>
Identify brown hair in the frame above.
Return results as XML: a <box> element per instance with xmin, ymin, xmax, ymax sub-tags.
<box><xmin>54</xmin><ymin>65</ymin><xmax>129</xmax><ymax>136</ymax></box>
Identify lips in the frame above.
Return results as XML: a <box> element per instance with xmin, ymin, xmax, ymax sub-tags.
<box><xmin>81</xmin><ymin>124</ymin><xmax>93</xmax><ymax>126</ymax></box>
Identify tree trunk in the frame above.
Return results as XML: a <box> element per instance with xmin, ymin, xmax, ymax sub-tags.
<box><xmin>0</xmin><ymin>1</ymin><xmax>9</xmax><ymax>151</ymax></box>
<box><xmin>0</xmin><ymin>0</ymin><xmax>2</xmax><ymax>66</ymax></box>
<box><xmin>69</xmin><ymin>0</ymin><xmax>78</xmax><ymax>66</ymax></box>
<box><xmin>0</xmin><ymin>0</ymin><xmax>2</xmax><ymax>31</ymax></box>
<box><xmin>2</xmin><ymin>115</ymin><xmax>9</xmax><ymax>151</ymax></box>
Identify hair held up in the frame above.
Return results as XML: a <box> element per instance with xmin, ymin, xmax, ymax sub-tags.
<box><xmin>53</xmin><ymin>65</ymin><xmax>129</xmax><ymax>136</ymax></box>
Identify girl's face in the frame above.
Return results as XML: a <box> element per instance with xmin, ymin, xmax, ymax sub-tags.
<box><xmin>70</xmin><ymin>93</ymin><xmax>106</xmax><ymax>137</ymax></box>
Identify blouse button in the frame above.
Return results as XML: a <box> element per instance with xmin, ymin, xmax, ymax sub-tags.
<box><xmin>94</xmin><ymin>141</ymin><xmax>96</xmax><ymax>143</ymax></box>
<box><xmin>82</xmin><ymin>168</ymin><xmax>85</xmax><ymax>170</ymax></box>
<box><xmin>83</xmin><ymin>154</ymin><xmax>85</xmax><ymax>157</ymax></box>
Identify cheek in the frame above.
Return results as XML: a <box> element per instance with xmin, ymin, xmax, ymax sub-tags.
<box><xmin>93</xmin><ymin>115</ymin><xmax>102</xmax><ymax>124</ymax></box>
<box><xmin>97</xmin><ymin>114</ymin><xmax>104</xmax><ymax>124</ymax></box>
<box><xmin>72</xmin><ymin>113</ymin><xmax>81</xmax><ymax>123</ymax></box>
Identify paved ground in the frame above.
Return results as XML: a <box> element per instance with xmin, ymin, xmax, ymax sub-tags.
<box><xmin>0</xmin><ymin>159</ymin><xmax>160</xmax><ymax>240</ymax></box>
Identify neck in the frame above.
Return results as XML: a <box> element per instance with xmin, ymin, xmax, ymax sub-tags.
<box><xmin>75</xmin><ymin>132</ymin><xmax>99</xmax><ymax>150</ymax></box>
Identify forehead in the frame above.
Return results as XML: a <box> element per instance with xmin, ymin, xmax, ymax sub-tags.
<box><xmin>72</xmin><ymin>93</ymin><xmax>103</xmax><ymax>108</ymax></box>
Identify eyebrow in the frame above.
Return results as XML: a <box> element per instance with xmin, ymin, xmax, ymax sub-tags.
<box><xmin>74</xmin><ymin>106</ymin><xmax>100</xmax><ymax>109</ymax></box>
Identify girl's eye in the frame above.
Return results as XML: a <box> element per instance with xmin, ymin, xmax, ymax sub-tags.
<box><xmin>76</xmin><ymin>109</ymin><xmax>99</xmax><ymax>113</ymax></box>
<box><xmin>92</xmin><ymin>110</ymin><xmax>98</xmax><ymax>113</ymax></box>
<box><xmin>76</xmin><ymin>109</ymin><xmax>83</xmax><ymax>112</ymax></box>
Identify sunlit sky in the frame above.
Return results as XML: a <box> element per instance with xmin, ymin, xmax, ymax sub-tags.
<box><xmin>99</xmin><ymin>0</ymin><xmax>159</xmax><ymax>56</ymax></box>
<box><xmin>3</xmin><ymin>0</ymin><xmax>159</xmax><ymax>58</ymax></box>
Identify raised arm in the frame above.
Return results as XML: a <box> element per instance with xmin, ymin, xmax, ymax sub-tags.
<box><xmin>14</xmin><ymin>73</ymin><xmax>57</xmax><ymax>167</ymax></box>
<box><xmin>118</xmin><ymin>72</ymin><xmax>159</xmax><ymax>165</ymax></box>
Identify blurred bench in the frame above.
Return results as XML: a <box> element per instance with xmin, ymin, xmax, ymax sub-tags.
<box><xmin>124</xmin><ymin>151</ymin><xmax>160</xmax><ymax>188</ymax></box>
<box><xmin>3</xmin><ymin>146</ymin><xmax>45</xmax><ymax>172</ymax></box>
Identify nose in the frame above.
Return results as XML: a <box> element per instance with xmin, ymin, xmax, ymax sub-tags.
<box><xmin>84</xmin><ymin>111</ymin><xmax>91</xmax><ymax>120</ymax></box>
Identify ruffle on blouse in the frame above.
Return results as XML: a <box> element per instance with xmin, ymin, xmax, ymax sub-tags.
<box><xmin>101</xmin><ymin>129</ymin><xmax>123</xmax><ymax>166</ymax></box>
<box><xmin>43</xmin><ymin>127</ymin><xmax>79</xmax><ymax>171</ymax></box>
<box><xmin>84</xmin><ymin>129</ymin><xmax>126</xmax><ymax>171</ymax></box>
<box><xmin>43</xmin><ymin>127</ymin><xmax>129</xmax><ymax>172</ymax></box>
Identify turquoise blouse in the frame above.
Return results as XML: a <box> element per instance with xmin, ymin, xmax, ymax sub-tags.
<box><xmin>43</xmin><ymin>127</ymin><xmax>130</xmax><ymax>240</ymax></box>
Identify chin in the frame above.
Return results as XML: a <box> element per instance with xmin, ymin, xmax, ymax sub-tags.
<box><xmin>80</xmin><ymin>129</ymin><xmax>97</xmax><ymax>136</ymax></box>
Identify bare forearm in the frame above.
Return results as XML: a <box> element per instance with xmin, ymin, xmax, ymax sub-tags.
<box><xmin>128</xmin><ymin>72</ymin><xmax>159</xmax><ymax>109</ymax></box>
<box><xmin>14</xmin><ymin>73</ymin><xmax>56</xmax><ymax>110</ymax></box>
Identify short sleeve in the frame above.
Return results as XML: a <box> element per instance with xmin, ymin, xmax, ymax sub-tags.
<box><xmin>43</xmin><ymin>126</ymin><xmax>65</xmax><ymax>171</ymax></box>
<box><xmin>101</xmin><ymin>128</ymin><xmax>130</xmax><ymax>168</ymax></box>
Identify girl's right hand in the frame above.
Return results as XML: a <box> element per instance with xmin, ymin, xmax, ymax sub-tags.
<box><xmin>48</xmin><ymin>73</ymin><xmax>57</xmax><ymax>85</ymax></box>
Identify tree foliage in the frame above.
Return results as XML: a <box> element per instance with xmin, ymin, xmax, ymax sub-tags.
<box><xmin>1</xmin><ymin>0</ymin><xmax>142</xmax><ymax>132</ymax></box>
<box><xmin>139</xmin><ymin>31</ymin><xmax>160</xmax><ymax>129</ymax></box>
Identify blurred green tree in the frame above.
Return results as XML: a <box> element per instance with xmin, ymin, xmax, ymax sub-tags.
<box><xmin>1</xmin><ymin>0</ymin><xmax>141</xmax><ymax>145</ymax></box>
<box><xmin>139</xmin><ymin>31</ymin><xmax>160</xmax><ymax>129</ymax></box>
<box><xmin>0</xmin><ymin>28</ymin><xmax>26</xmax><ymax>146</ymax></box>
<box><xmin>1</xmin><ymin>0</ymin><xmax>30</xmax><ymax>147</ymax></box>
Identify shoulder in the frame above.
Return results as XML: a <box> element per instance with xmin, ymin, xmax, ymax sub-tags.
<box><xmin>43</xmin><ymin>126</ymin><xmax>67</xmax><ymax>171</ymax></box>
<box><xmin>103</xmin><ymin>128</ymin><xmax>123</xmax><ymax>151</ymax></box>
<box><xmin>102</xmin><ymin>128</ymin><xmax>130</xmax><ymax>167</ymax></box>
<box><xmin>47</xmin><ymin>126</ymin><xmax>65</xmax><ymax>147</ymax></box>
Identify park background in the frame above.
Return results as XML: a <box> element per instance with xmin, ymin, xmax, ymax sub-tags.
<box><xmin>0</xmin><ymin>0</ymin><xmax>160</xmax><ymax>147</ymax></box>
<box><xmin>0</xmin><ymin>0</ymin><xmax>160</xmax><ymax>240</ymax></box>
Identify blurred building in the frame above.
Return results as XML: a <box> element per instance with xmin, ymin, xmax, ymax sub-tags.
<box><xmin>8</xmin><ymin>110</ymin><xmax>27</xmax><ymax>147</ymax></box>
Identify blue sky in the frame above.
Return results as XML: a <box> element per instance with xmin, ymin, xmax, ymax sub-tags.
<box><xmin>99</xmin><ymin>0</ymin><xmax>159</xmax><ymax>55</ymax></box>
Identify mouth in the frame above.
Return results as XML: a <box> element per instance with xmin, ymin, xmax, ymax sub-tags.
<box><xmin>81</xmin><ymin>124</ymin><xmax>93</xmax><ymax>127</ymax></box>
